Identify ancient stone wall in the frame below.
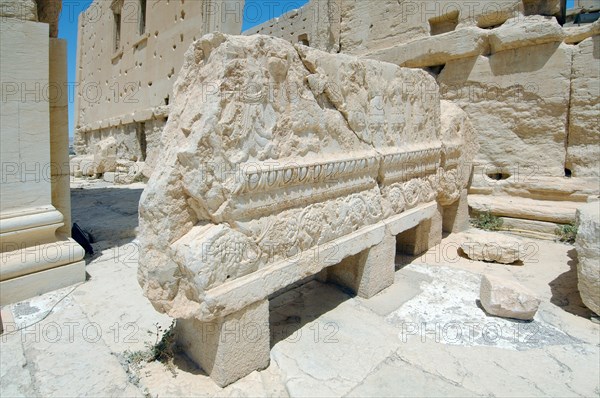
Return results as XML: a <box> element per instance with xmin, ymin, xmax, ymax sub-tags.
<box><xmin>237</xmin><ymin>0</ymin><xmax>598</xmax><ymax>183</ymax></box>
<box><xmin>401</xmin><ymin>18</ymin><xmax>599</xmax><ymax>181</ymax></box>
<box><xmin>75</xmin><ymin>0</ymin><xmax>599</xmax><ymax>237</ymax></box>
<box><xmin>339</xmin><ymin>0</ymin><xmax>561</xmax><ymax>57</ymax></box>
<box><xmin>236</xmin><ymin>1</ymin><xmax>599</xmax><ymax>232</ymax></box>
<box><xmin>242</xmin><ymin>0</ymin><xmax>340</xmax><ymax>52</ymax></box>
<box><xmin>74</xmin><ymin>0</ymin><xmax>244</xmax><ymax>173</ymax></box>
<box><xmin>333</xmin><ymin>1</ymin><xmax>598</xmax><ymax>182</ymax></box>
<box><xmin>567</xmin><ymin>34</ymin><xmax>600</xmax><ymax>176</ymax></box>
<box><xmin>335</xmin><ymin>1</ymin><xmax>599</xmax><ymax>236</ymax></box>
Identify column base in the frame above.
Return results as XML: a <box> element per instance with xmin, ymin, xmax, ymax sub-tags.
<box><xmin>0</xmin><ymin>259</ymin><xmax>86</xmax><ymax>305</ymax></box>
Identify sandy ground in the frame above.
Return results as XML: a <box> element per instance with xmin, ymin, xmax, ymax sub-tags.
<box><xmin>1</xmin><ymin>179</ymin><xmax>599</xmax><ymax>397</ymax></box>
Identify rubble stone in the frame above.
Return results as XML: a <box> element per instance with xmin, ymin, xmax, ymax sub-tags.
<box><xmin>480</xmin><ymin>274</ymin><xmax>541</xmax><ymax>320</ymax></box>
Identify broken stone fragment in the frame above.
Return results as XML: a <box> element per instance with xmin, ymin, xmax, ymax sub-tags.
<box><xmin>480</xmin><ymin>274</ymin><xmax>540</xmax><ymax>321</ymax></box>
<box><xmin>138</xmin><ymin>32</ymin><xmax>475</xmax><ymax>322</ymax></box>
<box><xmin>460</xmin><ymin>232</ymin><xmax>526</xmax><ymax>264</ymax></box>
<box><xmin>136</xmin><ymin>31</ymin><xmax>477</xmax><ymax>388</ymax></box>
<box><xmin>92</xmin><ymin>136</ymin><xmax>117</xmax><ymax>175</ymax></box>
<box><xmin>488</xmin><ymin>15</ymin><xmax>564</xmax><ymax>53</ymax></box>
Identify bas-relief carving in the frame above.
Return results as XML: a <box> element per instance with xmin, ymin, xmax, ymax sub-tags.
<box><xmin>138</xmin><ymin>33</ymin><xmax>476</xmax><ymax>322</ymax></box>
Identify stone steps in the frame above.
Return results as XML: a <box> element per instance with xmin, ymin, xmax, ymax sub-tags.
<box><xmin>468</xmin><ymin>175</ymin><xmax>598</xmax><ymax>238</ymax></box>
<box><xmin>469</xmin><ymin>173</ymin><xmax>599</xmax><ymax>203</ymax></box>
<box><xmin>468</xmin><ymin>194</ymin><xmax>583</xmax><ymax>224</ymax></box>
<box><xmin>496</xmin><ymin>217</ymin><xmax>563</xmax><ymax>240</ymax></box>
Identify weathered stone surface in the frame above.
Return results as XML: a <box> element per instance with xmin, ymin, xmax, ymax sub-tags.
<box><xmin>76</xmin><ymin>116</ymin><xmax>164</xmax><ymax>166</ymax></box>
<box><xmin>139</xmin><ymin>33</ymin><xmax>372</xmax><ymax>321</ymax></box>
<box><xmin>563</xmin><ymin>19</ymin><xmax>600</xmax><ymax>44</ymax></box>
<box><xmin>92</xmin><ymin>136</ymin><xmax>117</xmax><ymax>175</ymax></box>
<box><xmin>575</xmin><ymin>202</ymin><xmax>600</xmax><ymax>315</ymax></box>
<box><xmin>469</xmin><ymin>171</ymin><xmax>598</xmax><ymax>201</ymax></box>
<box><xmin>243</xmin><ymin>0</ymin><xmax>341</xmax><ymax>53</ymax></box>
<box><xmin>70</xmin><ymin>154</ymin><xmax>95</xmax><ymax>177</ymax></box>
<box><xmin>296</xmin><ymin>44</ymin><xmax>441</xmax><ymax>148</ymax></box>
<box><xmin>498</xmin><ymin>217</ymin><xmax>563</xmax><ymax>239</ymax></box>
<box><xmin>327</xmin><ymin>234</ymin><xmax>396</xmax><ymax>298</ymax></box>
<box><xmin>137</xmin><ymin>33</ymin><xmax>473</xmax><ymax>323</ymax></box>
<box><xmin>439</xmin><ymin>100</ymin><xmax>478</xmax><ymax>205</ymax></box>
<box><xmin>0</xmin><ymin>0</ymin><xmax>62</xmax><ymax>37</ymax></box>
<box><xmin>177</xmin><ymin>300</ymin><xmax>271</xmax><ymax>388</ymax></box>
<box><xmin>298</xmin><ymin>46</ymin><xmax>475</xmax><ymax>210</ymax></box>
<box><xmin>371</xmin><ymin>28</ymin><xmax>488</xmax><ymax>68</ymax></box>
<box><xmin>469</xmin><ymin>194</ymin><xmax>580</xmax><ymax>224</ymax></box>
<box><xmin>339</xmin><ymin>1</ymin><xmax>527</xmax><ymax>57</ymax></box>
<box><xmin>488</xmin><ymin>16</ymin><xmax>564</xmax><ymax>53</ymax></box>
<box><xmin>566</xmin><ymin>35</ymin><xmax>600</xmax><ymax>177</ymax></box>
<box><xmin>480</xmin><ymin>274</ymin><xmax>541</xmax><ymax>320</ymax></box>
<box><xmin>460</xmin><ymin>232</ymin><xmax>526</xmax><ymax>264</ymax></box>
<box><xmin>102</xmin><ymin>171</ymin><xmax>116</xmax><ymax>183</ymax></box>
<box><xmin>36</xmin><ymin>0</ymin><xmax>61</xmax><ymax>37</ymax></box>
<box><xmin>439</xmin><ymin>42</ymin><xmax>572</xmax><ymax>177</ymax></box>
<box><xmin>442</xmin><ymin>189</ymin><xmax>470</xmax><ymax>233</ymax></box>
<box><xmin>0</xmin><ymin>0</ymin><xmax>37</xmax><ymax>21</ymax></box>
<box><xmin>136</xmin><ymin>31</ymin><xmax>478</xmax><ymax>386</ymax></box>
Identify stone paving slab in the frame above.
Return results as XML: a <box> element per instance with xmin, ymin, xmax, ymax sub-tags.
<box><xmin>1</xmin><ymin>183</ymin><xmax>599</xmax><ymax>397</ymax></box>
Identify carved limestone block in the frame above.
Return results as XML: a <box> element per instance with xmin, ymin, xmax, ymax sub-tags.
<box><xmin>138</xmin><ymin>33</ymin><xmax>476</xmax><ymax>385</ymax></box>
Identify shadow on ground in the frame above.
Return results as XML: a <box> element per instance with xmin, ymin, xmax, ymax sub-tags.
<box><xmin>549</xmin><ymin>248</ymin><xmax>593</xmax><ymax>318</ymax></box>
<box><xmin>164</xmin><ymin>279</ymin><xmax>352</xmax><ymax>378</ymax></box>
<box><xmin>269</xmin><ymin>280</ymin><xmax>351</xmax><ymax>348</ymax></box>
<box><xmin>71</xmin><ymin>187</ymin><xmax>143</xmax><ymax>244</ymax></box>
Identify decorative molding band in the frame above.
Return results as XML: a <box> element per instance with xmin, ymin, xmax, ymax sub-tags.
<box><xmin>234</xmin><ymin>152</ymin><xmax>380</xmax><ymax>195</ymax></box>
<box><xmin>199</xmin><ymin>202</ymin><xmax>437</xmax><ymax>321</ymax></box>
<box><xmin>0</xmin><ymin>206</ymin><xmax>63</xmax><ymax>234</ymax></box>
<box><xmin>0</xmin><ymin>238</ymin><xmax>85</xmax><ymax>281</ymax></box>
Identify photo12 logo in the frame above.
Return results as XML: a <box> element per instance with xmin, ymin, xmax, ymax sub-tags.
<box><xmin>399</xmin><ymin>320</ymin><xmax>540</xmax><ymax>344</ymax></box>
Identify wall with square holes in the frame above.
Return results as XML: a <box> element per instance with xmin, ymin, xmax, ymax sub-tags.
<box><xmin>75</xmin><ymin>0</ymin><xmax>243</xmax><ymax>154</ymax></box>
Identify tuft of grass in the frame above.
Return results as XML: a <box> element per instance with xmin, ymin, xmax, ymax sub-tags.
<box><xmin>150</xmin><ymin>320</ymin><xmax>176</xmax><ymax>364</ymax></box>
<box><xmin>123</xmin><ymin>349</ymin><xmax>151</xmax><ymax>366</ymax></box>
<box><xmin>555</xmin><ymin>222</ymin><xmax>578</xmax><ymax>244</ymax></box>
<box><xmin>472</xmin><ymin>211</ymin><xmax>504</xmax><ymax>231</ymax></box>
<box><xmin>123</xmin><ymin>320</ymin><xmax>177</xmax><ymax>372</ymax></box>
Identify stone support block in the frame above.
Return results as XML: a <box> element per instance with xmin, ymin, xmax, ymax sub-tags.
<box><xmin>327</xmin><ymin>234</ymin><xmax>396</xmax><ymax>299</ymax></box>
<box><xmin>442</xmin><ymin>189</ymin><xmax>469</xmax><ymax>233</ymax></box>
<box><xmin>176</xmin><ymin>299</ymin><xmax>270</xmax><ymax>387</ymax></box>
<box><xmin>397</xmin><ymin>205</ymin><xmax>443</xmax><ymax>255</ymax></box>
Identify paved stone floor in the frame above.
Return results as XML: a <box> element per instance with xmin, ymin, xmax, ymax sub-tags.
<box><xmin>1</xmin><ymin>180</ymin><xmax>599</xmax><ymax>397</ymax></box>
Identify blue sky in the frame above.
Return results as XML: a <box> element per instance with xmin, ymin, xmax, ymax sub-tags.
<box><xmin>58</xmin><ymin>0</ymin><xmax>93</xmax><ymax>138</ymax></box>
<box><xmin>58</xmin><ymin>0</ymin><xmax>575</xmax><ymax>137</ymax></box>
